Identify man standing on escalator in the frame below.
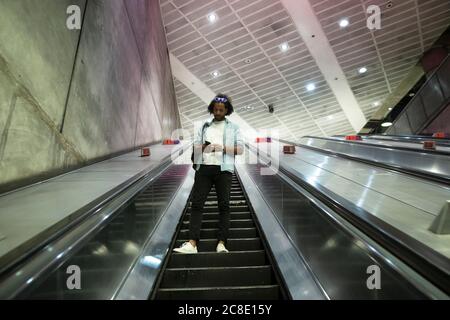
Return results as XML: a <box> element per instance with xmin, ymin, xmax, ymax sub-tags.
<box><xmin>174</xmin><ymin>94</ymin><xmax>243</xmax><ymax>254</ymax></box>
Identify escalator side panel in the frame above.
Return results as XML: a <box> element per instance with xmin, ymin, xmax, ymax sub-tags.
<box><xmin>20</xmin><ymin>165</ymin><xmax>192</xmax><ymax>300</ymax></box>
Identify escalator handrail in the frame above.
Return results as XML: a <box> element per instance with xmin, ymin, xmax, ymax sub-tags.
<box><xmin>0</xmin><ymin>145</ymin><xmax>188</xmax><ymax>299</ymax></box>
<box><xmin>248</xmin><ymin>143</ymin><xmax>450</xmax><ymax>296</ymax></box>
<box><xmin>363</xmin><ymin>135</ymin><xmax>450</xmax><ymax>147</ymax></box>
<box><xmin>234</xmin><ymin>161</ymin><xmax>329</xmax><ymax>300</ymax></box>
<box><xmin>279</xmin><ymin>137</ymin><xmax>450</xmax><ymax>186</ymax></box>
<box><xmin>301</xmin><ymin>135</ymin><xmax>450</xmax><ymax>156</ymax></box>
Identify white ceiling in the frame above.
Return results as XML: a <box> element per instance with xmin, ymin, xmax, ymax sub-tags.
<box><xmin>159</xmin><ymin>0</ymin><xmax>450</xmax><ymax>139</ymax></box>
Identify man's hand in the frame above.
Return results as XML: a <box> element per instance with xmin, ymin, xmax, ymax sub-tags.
<box><xmin>223</xmin><ymin>145</ymin><xmax>243</xmax><ymax>155</ymax></box>
<box><xmin>210</xmin><ymin>144</ymin><xmax>223</xmax><ymax>152</ymax></box>
<box><xmin>202</xmin><ymin>143</ymin><xmax>222</xmax><ymax>153</ymax></box>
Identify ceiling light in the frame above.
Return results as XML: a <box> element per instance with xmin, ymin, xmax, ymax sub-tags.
<box><xmin>358</xmin><ymin>67</ymin><xmax>368</xmax><ymax>74</ymax></box>
<box><xmin>306</xmin><ymin>83</ymin><xmax>316</xmax><ymax>92</ymax></box>
<box><xmin>211</xmin><ymin>70</ymin><xmax>220</xmax><ymax>78</ymax></box>
<box><xmin>339</xmin><ymin>19</ymin><xmax>349</xmax><ymax>28</ymax></box>
<box><xmin>381</xmin><ymin>122</ymin><xmax>393</xmax><ymax>127</ymax></box>
<box><xmin>388</xmin><ymin>107</ymin><xmax>393</xmax><ymax>111</ymax></box>
<box><xmin>244</xmin><ymin>58</ymin><xmax>252</xmax><ymax>64</ymax></box>
<box><xmin>373</xmin><ymin>101</ymin><xmax>380</xmax><ymax>107</ymax></box>
<box><xmin>280</xmin><ymin>42</ymin><xmax>289</xmax><ymax>52</ymax></box>
<box><xmin>409</xmin><ymin>92</ymin><xmax>415</xmax><ymax>97</ymax></box>
<box><xmin>207</xmin><ymin>13</ymin><xmax>217</xmax><ymax>23</ymax></box>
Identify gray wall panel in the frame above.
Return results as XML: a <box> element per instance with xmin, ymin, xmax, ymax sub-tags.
<box><xmin>0</xmin><ymin>0</ymin><xmax>179</xmax><ymax>193</ymax></box>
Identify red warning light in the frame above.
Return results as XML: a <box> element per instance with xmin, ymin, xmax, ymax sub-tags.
<box><xmin>283</xmin><ymin>145</ymin><xmax>296</xmax><ymax>154</ymax></box>
<box><xmin>432</xmin><ymin>132</ymin><xmax>447</xmax><ymax>139</ymax></box>
<box><xmin>345</xmin><ymin>135</ymin><xmax>362</xmax><ymax>141</ymax></box>
<box><xmin>423</xmin><ymin>141</ymin><xmax>436</xmax><ymax>150</ymax></box>
<box><xmin>141</xmin><ymin>147</ymin><xmax>151</xmax><ymax>157</ymax></box>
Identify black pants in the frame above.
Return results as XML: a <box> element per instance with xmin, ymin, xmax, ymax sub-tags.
<box><xmin>188</xmin><ymin>165</ymin><xmax>232</xmax><ymax>245</ymax></box>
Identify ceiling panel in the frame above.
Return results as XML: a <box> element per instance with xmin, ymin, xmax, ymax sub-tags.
<box><xmin>162</xmin><ymin>0</ymin><xmax>449</xmax><ymax>140</ymax></box>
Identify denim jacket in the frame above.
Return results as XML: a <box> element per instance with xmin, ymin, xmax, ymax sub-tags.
<box><xmin>193</xmin><ymin>117</ymin><xmax>243</xmax><ymax>173</ymax></box>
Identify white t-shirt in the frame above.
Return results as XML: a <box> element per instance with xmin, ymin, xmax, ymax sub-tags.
<box><xmin>203</xmin><ymin>119</ymin><xmax>225</xmax><ymax>165</ymax></box>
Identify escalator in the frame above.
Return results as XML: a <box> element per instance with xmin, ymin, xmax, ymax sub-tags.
<box><xmin>281</xmin><ymin>136</ymin><xmax>450</xmax><ymax>184</ymax></box>
<box><xmin>242</xmin><ymin>162</ymin><xmax>448</xmax><ymax>299</ymax></box>
<box><xmin>10</xmin><ymin>165</ymin><xmax>190</xmax><ymax>299</ymax></box>
<box><xmin>386</xmin><ymin>54</ymin><xmax>449</xmax><ymax>135</ymax></box>
<box><xmin>363</xmin><ymin>134</ymin><xmax>450</xmax><ymax>147</ymax></box>
<box><xmin>152</xmin><ymin>172</ymin><xmax>287</xmax><ymax>300</ymax></box>
<box><xmin>3</xmin><ymin>166</ymin><xmax>286</xmax><ymax>300</ymax></box>
<box><xmin>1</xmin><ymin>160</ymin><xmax>447</xmax><ymax>299</ymax></box>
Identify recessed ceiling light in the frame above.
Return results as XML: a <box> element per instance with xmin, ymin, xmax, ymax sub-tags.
<box><xmin>339</xmin><ymin>19</ymin><xmax>349</xmax><ymax>28</ymax></box>
<box><xmin>244</xmin><ymin>58</ymin><xmax>252</xmax><ymax>64</ymax></box>
<box><xmin>358</xmin><ymin>67</ymin><xmax>368</xmax><ymax>74</ymax></box>
<box><xmin>280</xmin><ymin>42</ymin><xmax>289</xmax><ymax>52</ymax></box>
<box><xmin>373</xmin><ymin>101</ymin><xmax>381</xmax><ymax>107</ymax></box>
<box><xmin>388</xmin><ymin>107</ymin><xmax>393</xmax><ymax>111</ymax></box>
<box><xmin>306</xmin><ymin>83</ymin><xmax>316</xmax><ymax>92</ymax></box>
<box><xmin>207</xmin><ymin>13</ymin><xmax>217</xmax><ymax>23</ymax></box>
<box><xmin>211</xmin><ymin>70</ymin><xmax>220</xmax><ymax>78</ymax></box>
<box><xmin>381</xmin><ymin>122</ymin><xmax>393</xmax><ymax>127</ymax></box>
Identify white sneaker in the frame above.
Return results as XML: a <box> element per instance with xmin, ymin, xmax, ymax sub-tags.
<box><xmin>216</xmin><ymin>242</ymin><xmax>229</xmax><ymax>253</ymax></box>
<box><xmin>173</xmin><ymin>242</ymin><xmax>198</xmax><ymax>254</ymax></box>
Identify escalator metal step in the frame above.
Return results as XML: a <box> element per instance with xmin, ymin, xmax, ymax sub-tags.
<box><xmin>160</xmin><ymin>265</ymin><xmax>273</xmax><ymax>288</ymax></box>
<box><xmin>178</xmin><ymin>228</ymin><xmax>257</xmax><ymax>239</ymax></box>
<box><xmin>156</xmin><ymin>285</ymin><xmax>279</xmax><ymax>300</ymax></box>
<box><xmin>183</xmin><ymin>212</ymin><xmax>251</xmax><ymax>221</ymax></box>
<box><xmin>169</xmin><ymin>250</ymin><xmax>266</xmax><ymax>268</ymax></box>
<box><xmin>212</xmin><ymin>185</ymin><xmax>240</xmax><ymax>188</ymax></box>
<box><xmin>152</xmin><ymin>172</ymin><xmax>284</xmax><ymax>301</ymax></box>
<box><xmin>202</xmin><ymin>200</ymin><xmax>248</xmax><ymax>206</ymax></box>
<box><xmin>207</xmin><ymin>196</ymin><xmax>245</xmax><ymax>201</ymax></box>
<box><xmin>186</xmin><ymin>205</ymin><xmax>249</xmax><ymax>213</ymax></box>
<box><xmin>181</xmin><ymin>219</ymin><xmax>254</xmax><ymax>229</ymax></box>
<box><xmin>175</xmin><ymin>238</ymin><xmax>262</xmax><ymax>251</ymax></box>
<box><xmin>209</xmin><ymin>191</ymin><xmax>242</xmax><ymax>195</ymax></box>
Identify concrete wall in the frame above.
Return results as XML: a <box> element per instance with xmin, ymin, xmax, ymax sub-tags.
<box><xmin>0</xmin><ymin>0</ymin><xmax>180</xmax><ymax>193</ymax></box>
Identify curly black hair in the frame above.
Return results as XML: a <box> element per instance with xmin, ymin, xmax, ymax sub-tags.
<box><xmin>207</xmin><ymin>93</ymin><xmax>234</xmax><ymax>116</ymax></box>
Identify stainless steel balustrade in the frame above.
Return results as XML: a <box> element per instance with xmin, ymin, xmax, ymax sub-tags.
<box><xmin>289</xmin><ymin>136</ymin><xmax>450</xmax><ymax>184</ymax></box>
<box><xmin>387</xmin><ymin>55</ymin><xmax>450</xmax><ymax>135</ymax></box>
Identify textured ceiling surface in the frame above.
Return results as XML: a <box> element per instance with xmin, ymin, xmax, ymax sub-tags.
<box><xmin>160</xmin><ymin>0</ymin><xmax>450</xmax><ymax>139</ymax></box>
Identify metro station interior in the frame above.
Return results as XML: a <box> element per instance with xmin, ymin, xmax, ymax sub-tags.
<box><xmin>0</xmin><ymin>0</ymin><xmax>449</xmax><ymax>300</ymax></box>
